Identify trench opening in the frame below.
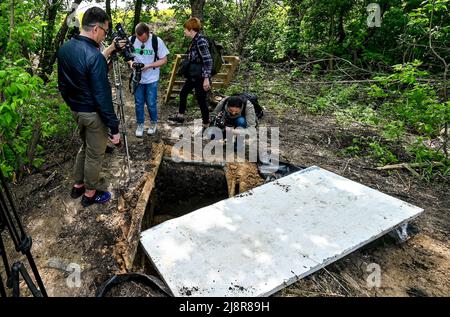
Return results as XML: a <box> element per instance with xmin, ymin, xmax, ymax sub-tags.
<box><xmin>135</xmin><ymin>160</ymin><xmax>229</xmax><ymax>278</ymax></box>
<box><xmin>146</xmin><ymin>160</ymin><xmax>229</xmax><ymax>228</ymax></box>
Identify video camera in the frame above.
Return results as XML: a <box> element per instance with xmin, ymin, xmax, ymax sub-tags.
<box><xmin>112</xmin><ymin>23</ymin><xmax>135</xmax><ymax>62</ymax></box>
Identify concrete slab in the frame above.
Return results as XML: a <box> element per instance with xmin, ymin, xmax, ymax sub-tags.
<box><xmin>140</xmin><ymin>166</ymin><xmax>423</xmax><ymax>297</ymax></box>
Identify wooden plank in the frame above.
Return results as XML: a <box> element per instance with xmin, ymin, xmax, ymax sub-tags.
<box><xmin>124</xmin><ymin>142</ymin><xmax>165</xmax><ymax>270</ymax></box>
<box><xmin>164</xmin><ymin>55</ymin><xmax>240</xmax><ymax>103</ymax></box>
<box><xmin>141</xmin><ymin>166</ymin><xmax>423</xmax><ymax>297</ymax></box>
<box><xmin>164</xmin><ymin>55</ymin><xmax>182</xmax><ymax>104</ymax></box>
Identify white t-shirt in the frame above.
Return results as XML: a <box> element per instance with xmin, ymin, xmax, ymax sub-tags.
<box><xmin>130</xmin><ymin>35</ymin><xmax>170</xmax><ymax>84</ymax></box>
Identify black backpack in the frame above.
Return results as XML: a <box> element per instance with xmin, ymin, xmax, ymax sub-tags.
<box><xmin>232</xmin><ymin>92</ymin><xmax>264</xmax><ymax>119</ymax></box>
<box><xmin>131</xmin><ymin>33</ymin><xmax>159</xmax><ymax>68</ymax></box>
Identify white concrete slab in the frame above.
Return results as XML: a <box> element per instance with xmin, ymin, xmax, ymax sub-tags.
<box><xmin>140</xmin><ymin>166</ymin><xmax>423</xmax><ymax>297</ymax></box>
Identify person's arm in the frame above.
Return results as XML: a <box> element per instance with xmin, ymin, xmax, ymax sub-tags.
<box><xmin>87</xmin><ymin>53</ymin><xmax>120</xmax><ymax>138</ymax></box>
<box><xmin>214</xmin><ymin>98</ymin><xmax>226</xmax><ymax>114</ymax></box>
<box><xmin>244</xmin><ymin>100</ymin><xmax>257</xmax><ymax>128</ymax></box>
<box><xmin>102</xmin><ymin>39</ymin><xmax>127</xmax><ymax>59</ymax></box>
<box><xmin>142</xmin><ymin>55</ymin><xmax>168</xmax><ymax>71</ymax></box>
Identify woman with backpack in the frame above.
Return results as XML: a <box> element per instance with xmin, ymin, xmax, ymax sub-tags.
<box><xmin>168</xmin><ymin>17</ymin><xmax>212</xmax><ymax>129</ymax></box>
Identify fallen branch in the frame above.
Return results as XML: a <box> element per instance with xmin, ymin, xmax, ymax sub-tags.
<box><xmin>376</xmin><ymin>161</ymin><xmax>445</xmax><ymax>171</ymax></box>
<box><xmin>262</xmin><ymin>89</ymin><xmax>309</xmax><ymax>104</ymax></box>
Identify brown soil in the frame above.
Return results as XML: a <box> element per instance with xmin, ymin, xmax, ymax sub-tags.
<box><xmin>3</xmin><ymin>72</ymin><xmax>449</xmax><ymax>297</ymax></box>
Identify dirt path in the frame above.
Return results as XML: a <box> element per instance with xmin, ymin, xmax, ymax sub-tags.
<box><xmin>4</xmin><ymin>72</ymin><xmax>449</xmax><ymax>297</ymax></box>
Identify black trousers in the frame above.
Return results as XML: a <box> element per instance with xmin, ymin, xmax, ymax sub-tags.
<box><xmin>178</xmin><ymin>77</ymin><xmax>210</xmax><ymax>124</ymax></box>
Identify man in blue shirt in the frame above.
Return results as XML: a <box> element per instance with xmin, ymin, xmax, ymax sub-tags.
<box><xmin>57</xmin><ymin>7</ymin><xmax>121</xmax><ymax>207</ymax></box>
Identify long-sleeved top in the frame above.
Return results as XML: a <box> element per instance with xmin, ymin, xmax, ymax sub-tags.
<box><xmin>57</xmin><ymin>35</ymin><xmax>119</xmax><ymax>134</ymax></box>
<box><xmin>214</xmin><ymin>97</ymin><xmax>257</xmax><ymax>128</ymax></box>
<box><xmin>188</xmin><ymin>33</ymin><xmax>212</xmax><ymax>78</ymax></box>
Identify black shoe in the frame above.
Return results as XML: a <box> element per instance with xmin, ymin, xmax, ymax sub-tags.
<box><xmin>70</xmin><ymin>185</ymin><xmax>85</xmax><ymax>199</ymax></box>
<box><xmin>168</xmin><ymin>114</ymin><xmax>185</xmax><ymax>124</ymax></box>
<box><xmin>81</xmin><ymin>190</ymin><xmax>112</xmax><ymax>207</ymax></box>
<box><xmin>105</xmin><ymin>145</ymin><xmax>115</xmax><ymax>154</ymax></box>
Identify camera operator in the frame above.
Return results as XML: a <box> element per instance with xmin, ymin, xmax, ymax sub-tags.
<box><xmin>127</xmin><ymin>22</ymin><xmax>169</xmax><ymax>137</ymax></box>
<box><xmin>212</xmin><ymin>95</ymin><xmax>257</xmax><ymax>133</ymax></box>
<box><xmin>57</xmin><ymin>7</ymin><xmax>123</xmax><ymax>207</ymax></box>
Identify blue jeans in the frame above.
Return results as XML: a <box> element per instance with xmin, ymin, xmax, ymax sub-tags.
<box><xmin>228</xmin><ymin>116</ymin><xmax>247</xmax><ymax>128</ymax></box>
<box><xmin>134</xmin><ymin>81</ymin><xmax>158</xmax><ymax>124</ymax></box>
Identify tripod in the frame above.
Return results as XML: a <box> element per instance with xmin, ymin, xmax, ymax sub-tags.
<box><xmin>0</xmin><ymin>170</ymin><xmax>47</xmax><ymax>297</ymax></box>
<box><xmin>110</xmin><ymin>52</ymin><xmax>132</xmax><ymax>178</ymax></box>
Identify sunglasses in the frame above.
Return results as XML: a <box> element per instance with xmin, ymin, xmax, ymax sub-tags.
<box><xmin>90</xmin><ymin>24</ymin><xmax>109</xmax><ymax>34</ymax></box>
<box><xmin>139</xmin><ymin>43</ymin><xmax>145</xmax><ymax>55</ymax></box>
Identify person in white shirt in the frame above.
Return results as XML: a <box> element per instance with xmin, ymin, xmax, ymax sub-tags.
<box><xmin>129</xmin><ymin>22</ymin><xmax>169</xmax><ymax>137</ymax></box>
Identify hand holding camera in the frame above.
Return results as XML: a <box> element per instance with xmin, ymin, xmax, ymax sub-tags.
<box><xmin>129</xmin><ymin>62</ymin><xmax>145</xmax><ymax>95</ymax></box>
<box><xmin>211</xmin><ymin>111</ymin><xmax>226</xmax><ymax>130</ymax></box>
<box><xmin>112</xmin><ymin>23</ymin><xmax>135</xmax><ymax>62</ymax></box>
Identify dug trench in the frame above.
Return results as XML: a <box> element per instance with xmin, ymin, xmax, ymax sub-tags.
<box><xmin>129</xmin><ymin>159</ymin><xmax>229</xmax><ymax>278</ymax></box>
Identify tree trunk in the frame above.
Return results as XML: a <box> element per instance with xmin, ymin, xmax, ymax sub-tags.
<box><xmin>133</xmin><ymin>0</ymin><xmax>143</xmax><ymax>32</ymax></box>
<box><xmin>234</xmin><ymin>0</ymin><xmax>264</xmax><ymax>56</ymax></box>
<box><xmin>9</xmin><ymin>0</ymin><xmax>14</xmax><ymax>43</ymax></box>
<box><xmin>39</xmin><ymin>0</ymin><xmax>60</xmax><ymax>82</ymax></box>
<box><xmin>337</xmin><ymin>7</ymin><xmax>346</xmax><ymax>44</ymax></box>
<box><xmin>328</xmin><ymin>11</ymin><xmax>335</xmax><ymax>71</ymax></box>
<box><xmin>40</xmin><ymin>0</ymin><xmax>82</xmax><ymax>83</ymax></box>
<box><xmin>106</xmin><ymin>0</ymin><xmax>113</xmax><ymax>31</ymax></box>
<box><xmin>189</xmin><ymin>0</ymin><xmax>205</xmax><ymax>22</ymax></box>
<box><xmin>27</xmin><ymin>122</ymin><xmax>41</xmax><ymax>169</ymax></box>
<box><xmin>286</xmin><ymin>1</ymin><xmax>305</xmax><ymax>58</ymax></box>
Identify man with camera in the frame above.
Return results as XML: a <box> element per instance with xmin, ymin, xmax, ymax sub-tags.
<box><xmin>128</xmin><ymin>22</ymin><xmax>169</xmax><ymax>137</ymax></box>
<box><xmin>57</xmin><ymin>7</ymin><xmax>123</xmax><ymax>207</ymax></box>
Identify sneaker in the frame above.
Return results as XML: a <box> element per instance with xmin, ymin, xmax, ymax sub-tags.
<box><xmin>168</xmin><ymin>114</ymin><xmax>185</xmax><ymax>124</ymax></box>
<box><xmin>147</xmin><ymin>122</ymin><xmax>157</xmax><ymax>135</ymax></box>
<box><xmin>135</xmin><ymin>123</ymin><xmax>144</xmax><ymax>137</ymax></box>
<box><xmin>105</xmin><ymin>145</ymin><xmax>115</xmax><ymax>154</ymax></box>
<box><xmin>70</xmin><ymin>185</ymin><xmax>85</xmax><ymax>199</ymax></box>
<box><xmin>81</xmin><ymin>190</ymin><xmax>112</xmax><ymax>207</ymax></box>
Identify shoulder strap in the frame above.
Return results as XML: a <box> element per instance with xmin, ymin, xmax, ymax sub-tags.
<box><xmin>151</xmin><ymin>33</ymin><xmax>158</xmax><ymax>62</ymax></box>
<box><xmin>221</xmin><ymin>97</ymin><xmax>227</xmax><ymax>112</ymax></box>
<box><xmin>131</xmin><ymin>35</ymin><xmax>136</xmax><ymax>45</ymax></box>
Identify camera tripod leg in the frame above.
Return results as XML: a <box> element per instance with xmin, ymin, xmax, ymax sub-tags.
<box><xmin>0</xmin><ymin>170</ymin><xmax>47</xmax><ymax>297</ymax></box>
<box><xmin>25</xmin><ymin>253</ymin><xmax>47</xmax><ymax>297</ymax></box>
<box><xmin>112</xmin><ymin>58</ymin><xmax>132</xmax><ymax>179</ymax></box>
<box><xmin>0</xmin><ymin>274</ymin><xmax>6</xmax><ymax>297</ymax></box>
<box><xmin>0</xmin><ymin>234</ymin><xmax>10</xmax><ymax>297</ymax></box>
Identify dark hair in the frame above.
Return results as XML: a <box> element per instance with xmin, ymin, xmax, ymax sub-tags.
<box><xmin>135</xmin><ymin>22</ymin><xmax>150</xmax><ymax>36</ymax></box>
<box><xmin>82</xmin><ymin>7</ymin><xmax>110</xmax><ymax>32</ymax></box>
<box><xmin>226</xmin><ymin>96</ymin><xmax>243</xmax><ymax>108</ymax></box>
<box><xmin>184</xmin><ymin>17</ymin><xmax>201</xmax><ymax>32</ymax></box>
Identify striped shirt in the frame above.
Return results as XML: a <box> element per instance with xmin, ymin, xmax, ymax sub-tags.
<box><xmin>189</xmin><ymin>33</ymin><xmax>212</xmax><ymax>78</ymax></box>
